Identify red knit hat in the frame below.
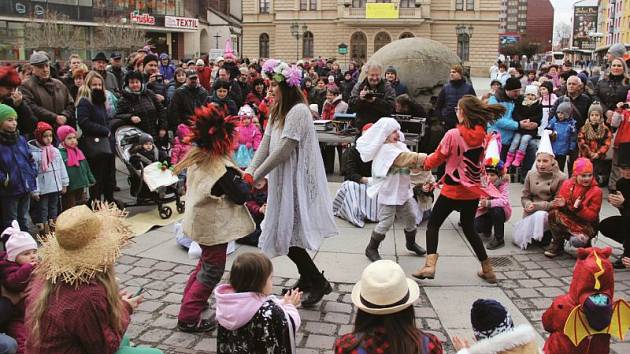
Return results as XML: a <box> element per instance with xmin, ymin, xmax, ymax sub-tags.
<box><xmin>34</xmin><ymin>121</ymin><xmax>53</xmax><ymax>144</ymax></box>
<box><xmin>0</xmin><ymin>66</ymin><xmax>21</xmax><ymax>88</ymax></box>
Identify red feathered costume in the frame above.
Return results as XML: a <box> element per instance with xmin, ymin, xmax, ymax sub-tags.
<box><xmin>542</xmin><ymin>247</ymin><xmax>630</xmax><ymax>354</ymax></box>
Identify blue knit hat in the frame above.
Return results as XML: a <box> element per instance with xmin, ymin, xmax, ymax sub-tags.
<box><xmin>471</xmin><ymin>299</ymin><xmax>514</xmax><ymax>340</ymax></box>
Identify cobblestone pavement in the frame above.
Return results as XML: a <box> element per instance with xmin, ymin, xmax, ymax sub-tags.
<box><xmin>116</xmin><ymin>247</ymin><xmax>630</xmax><ymax>354</ymax></box>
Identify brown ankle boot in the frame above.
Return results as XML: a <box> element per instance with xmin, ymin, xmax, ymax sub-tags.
<box><xmin>412</xmin><ymin>254</ymin><xmax>439</xmax><ymax>279</ymax></box>
<box><xmin>544</xmin><ymin>238</ymin><xmax>564</xmax><ymax>258</ymax></box>
<box><xmin>477</xmin><ymin>259</ymin><xmax>497</xmax><ymax>284</ymax></box>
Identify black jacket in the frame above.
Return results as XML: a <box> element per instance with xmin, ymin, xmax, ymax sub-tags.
<box><xmin>348</xmin><ymin>78</ymin><xmax>396</xmax><ymax>131</ymax></box>
<box><xmin>513</xmin><ymin>98</ymin><xmax>543</xmax><ymax>136</ymax></box>
<box><xmin>308</xmin><ymin>87</ymin><xmax>327</xmax><ymax>114</ymax></box>
<box><xmin>343</xmin><ymin>147</ymin><xmax>372</xmax><ymax>183</ymax></box>
<box><xmin>115</xmin><ymin>88</ymin><xmax>167</xmax><ymax>139</ymax></box>
<box><xmin>594</xmin><ymin>74</ymin><xmax>630</xmax><ymax>114</ymax></box>
<box><xmin>209</xmin><ymin>94</ymin><xmax>238</xmax><ymax>116</ymax></box>
<box><xmin>167</xmin><ymin>85</ymin><xmax>210</xmax><ymax>130</ymax></box>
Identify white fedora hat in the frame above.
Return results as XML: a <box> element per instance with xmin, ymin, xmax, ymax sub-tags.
<box><xmin>351</xmin><ymin>260</ymin><xmax>419</xmax><ymax>315</ymax></box>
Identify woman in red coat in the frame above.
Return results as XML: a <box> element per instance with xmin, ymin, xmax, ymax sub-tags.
<box><xmin>545</xmin><ymin>157</ymin><xmax>603</xmax><ymax>257</ymax></box>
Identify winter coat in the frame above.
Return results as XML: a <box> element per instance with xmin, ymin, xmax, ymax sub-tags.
<box><xmin>611</xmin><ymin>110</ymin><xmax>630</xmax><ymax>148</ymax></box>
<box><xmin>456</xmin><ymin>325</ymin><xmax>541</xmax><ymax>354</ymax></box>
<box><xmin>477</xmin><ymin>179</ymin><xmax>512</xmax><ymax>221</ymax></box>
<box><xmin>547</xmin><ymin>117</ymin><xmax>577</xmax><ymax>156</ymax></box>
<box><xmin>488</xmin><ymin>92</ymin><xmax>518</xmax><ymax>145</ymax></box>
<box><xmin>166</xmin><ymin>80</ymin><xmax>185</xmax><ymax>102</ymax></box>
<box><xmin>115</xmin><ymin>88</ymin><xmax>167</xmax><ymax>139</ymax></box>
<box><xmin>107</xmin><ymin>66</ymin><xmax>126</xmax><ymax>92</ymax></box>
<box><xmin>215</xmin><ymin>284</ymin><xmax>300</xmax><ymax>354</ymax></box>
<box><xmin>390</xmin><ymin>80</ymin><xmax>408</xmax><ymax>96</ymax></box>
<box><xmin>97</xmin><ymin>70</ymin><xmax>120</xmax><ymax>96</ymax></box>
<box><xmin>20</xmin><ymin>75</ymin><xmax>75</xmax><ymax>128</ymax></box>
<box><xmin>167</xmin><ymin>85</ymin><xmax>209</xmax><ymax>130</ymax></box>
<box><xmin>28</xmin><ymin>141</ymin><xmax>69</xmax><ymax>195</ymax></box>
<box><xmin>321</xmin><ymin>96</ymin><xmax>348</xmax><ymax>120</ymax></box>
<box><xmin>182</xmin><ymin>156</ymin><xmax>255</xmax><ymax>246</ymax></box>
<box><xmin>308</xmin><ymin>88</ymin><xmax>327</xmax><ymax>114</ymax></box>
<box><xmin>549</xmin><ymin>93</ymin><xmax>592</xmax><ymax>130</ymax></box>
<box><xmin>0</xmin><ymin>134</ymin><xmax>37</xmax><ymax>197</ymax></box>
<box><xmin>555</xmin><ymin>178</ymin><xmax>602</xmax><ymax>223</ymax></box>
<box><xmin>2</xmin><ymin>98</ymin><xmax>34</xmax><ymax>137</ymax></box>
<box><xmin>246</xmin><ymin>91</ymin><xmax>265</xmax><ymax>109</ymax></box>
<box><xmin>577</xmin><ymin>123</ymin><xmax>612</xmax><ymax>159</ymax></box>
<box><xmin>58</xmin><ymin>146</ymin><xmax>94</xmax><ymax>192</ymax></box>
<box><xmin>170</xmin><ymin>137</ymin><xmax>191</xmax><ymax>165</ymax></box>
<box><xmin>342</xmin><ymin>146</ymin><xmax>372</xmax><ymax>183</ymax></box>
<box><xmin>348</xmin><ymin>78</ymin><xmax>396</xmax><ymax>131</ymax></box>
<box><xmin>593</xmin><ymin>73</ymin><xmax>630</xmax><ymax>114</ymax></box>
<box><xmin>436</xmin><ymin>79</ymin><xmax>476</xmax><ymax>129</ymax></box>
<box><xmin>196</xmin><ymin>66</ymin><xmax>213</xmax><ymax>92</ymax></box>
<box><xmin>340</xmin><ymin>79</ymin><xmax>356</xmax><ymax>103</ymax></box>
<box><xmin>0</xmin><ymin>252</ymin><xmax>34</xmax><ymax>294</ymax></box>
<box><xmin>513</xmin><ymin>98</ymin><xmax>542</xmax><ymax>136</ymax></box>
<box><xmin>237</xmin><ymin>123</ymin><xmax>262</xmax><ymax>150</ymax></box>
<box><xmin>209</xmin><ymin>94</ymin><xmax>238</xmax><ymax>116</ymax></box>
<box><xmin>76</xmin><ymin>97</ymin><xmax>110</xmax><ymax>139</ymax></box>
<box><xmin>159</xmin><ymin>64</ymin><xmax>176</xmax><ymax>82</ymax></box>
<box><xmin>521</xmin><ymin>165</ymin><xmax>566</xmax><ymax>217</ymax></box>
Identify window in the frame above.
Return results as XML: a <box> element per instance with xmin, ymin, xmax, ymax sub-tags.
<box><xmin>456</xmin><ymin>0</ymin><xmax>463</xmax><ymax>10</ymax></box>
<box><xmin>259</xmin><ymin>33</ymin><xmax>269</xmax><ymax>58</ymax></box>
<box><xmin>300</xmin><ymin>0</ymin><xmax>307</xmax><ymax>10</ymax></box>
<box><xmin>350</xmin><ymin>31</ymin><xmax>367</xmax><ymax>61</ymax></box>
<box><xmin>400</xmin><ymin>0</ymin><xmax>414</xmax><ymax>7</ymax></box>
<box><xmin>310</xmin><ymin>0</ymin><xmax>317</xmax><ymax>10</ymax></box>
<box><xmin>260</xmin><ymin>0</ymin><xmax>270</xmax><ymax>13</ymax></box>
<box><xmin>352</xmin><ymin>0</ymin><xmax>366</xmax><ymax>7</ymax></box>
<box><xmin>374</xmin><ymin>31</ymin><xmax>391</xmax><ymax>52</ymax></box>
<box><xmin>457</xmin><ymin>33</ymin><xmax>470</xmax><ymax>61</ymax></box>
<box><xmin>303</xmin><ymin>31</ymin><xmax>314</xmax><ymax>58</ymax></box>
<box><xmin>466</xmin><ymin>0</ymin><xmax>474</xmax><ymax>10</ymax></box>
<box><xmin>400</xmin><ymin>32</ymin><xmax>415</xmax><ymax>39</ymax></box>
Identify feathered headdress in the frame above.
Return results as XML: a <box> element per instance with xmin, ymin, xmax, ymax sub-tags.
<box><xmin>188</xmin><ymin>104</ymin><xmax>240</xmax><ymax>157</ymax></box>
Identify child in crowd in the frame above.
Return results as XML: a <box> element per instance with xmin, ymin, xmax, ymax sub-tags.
<box><xmin>215</xmin><ymin>252</ymin><xmax>301</xmax><ymax>354</ymax></box>
<box><xmin>0</xmin><ymin>105</ymin><xmax>37</xmax><ymax>231</ymax></box>
<box><xmin>545</xmin><ymin>158</ymin><xmax>602</xmax><ymax>258</ymax></box>
<box><xmin>56</xmin><ymin>126</ymin><xmax>94</xmax><ymax>211</ymax></box>
<box><xmin>505</xmin><ymin>85</ymin><xmax>542</xmax><ymax>168</ymax></box>
<box><xmin>321</xmin><ymin>85</ymin><xmax>348</xmax><ymax>120</ymax></box>
<box><xmin>130</xmin><ymin>133</ymin><xmax>170</xmax><ymax>171</ymax></box>
<box><xmin>28</xmin><ymin>122</ymin><xmax>68</xmax><ymax>235</ymax></box>
<box><xmin>237</xmin><ymin>182</ymin><xmax>267</xmax><ymax>247</ymax></box>
<box><xmin>539</xmin><ymin>81</ymin><xmax>557</xmax><ymax>136</ymax></box>
<box><xmin>410</xmin><ymin>169</ymin><xmax>436</xmax><ymax>225</ymax></box>
<box><xmin>453</xmin><ymin>299</ymin><xmax>538</xmax><ymax>354</ymax></box>
<box><xmin>356</xmin><ymin>118</ymin><xmax>427</xmax><ymax>262</ymax></box>
<box><xmin>547</xmin><ymin>101</ymin><xmax>577</xmax><ymax>172</ymax></box>
<box><xmin>0</xmin><ymin>220</ymin><xmax>38</xmax><ymax>354</ymax></box>
<box><xmin>577</xmin><ymin>103</ymin><xmax>612</xmax><ymax>186</ymax></box>
<box><xmin>234</xmin><ymin>105</ymin><xmax>262</xmax><ymax>169</ymax></box>
<box><xmin>513</xmin><ymin>131</ymin><xmax>566</xmax><ymax>249</ymax></box>
<box><xmin>209</xmin><ymin>80</ymin><xmax>238</xmax><ymax>116</ymax></box>
<box><xmin>475</xmin><ymin>134</ymin><xmax>511</xmax><ymax>250</ymax></box>
<box><xmin>155</xmin><ymin>127</ymin><xmax>171</xmax><ymax>156</ymax></box>
<box><xmin>170</xmin><ymin>124</ymin><xmax>192</xmax><ymax>166</ymax></box>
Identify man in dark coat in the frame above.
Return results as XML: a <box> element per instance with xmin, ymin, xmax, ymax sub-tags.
<box><xmin>435</xmin><ymin>64</ymin><xmax>476</xmax><ymax>130</ymax></box>
<box><xmin>348</xmin><ymin>63</ymin><xmax>396</xmax><ymax>131</ymax></box>
<box><xmin>92</xmin><ymin>52</ymin><xmax>120</xmax><ymax>96</ymax></box>
<box><xmin>167</xmin><ymin>70</ymin><xmax>210</xmax><ymax>130</ymax></box>
<box><xmin>107</xmin><ymin>52</ymin><xmax>125</xmax><ymax>93</ymax></box>
<box><xmin>218</xmin><ymin>67</ymin><xmax>243</xmax><ymax>108</ymax></box>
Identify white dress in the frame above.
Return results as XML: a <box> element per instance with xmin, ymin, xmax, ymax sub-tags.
<box><xmin>512</xmin><ymin>210</ymin><xmax>549</xmax><ymax>249</ymax></box>
<box><xmin>260</xmin><ymin>104</ymin><xmax>338</xmax><ymax>257</ymax></box>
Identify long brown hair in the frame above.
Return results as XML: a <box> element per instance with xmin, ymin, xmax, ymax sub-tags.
<box><xmin>229</xmin><ymin>252</ymin><xmax>273</xmax><ymax>293</ymax></box>
<box><xmin>269</xmin><ymin>80</ymin><xmax>307</xmax><ymax>129</ymax></box>
<box><xmin>457</xmin><ymin>95</ymin><xmax>506</xmax><ymax>129</ymax></box>
<box><xmin>28</xmin><ymin>266</ymin><xmax>125</xmax><ymax>347</ymax></box>
<box><xmin>346</xmin><ymin>306</ymin><xmax>427</xmax><ymax>354</ymax></box>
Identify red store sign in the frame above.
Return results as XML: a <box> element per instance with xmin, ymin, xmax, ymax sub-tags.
<box><xmin>165</xmin><ymin>16</ymin><xmax>199</xmax><ymax>30</ymax></box>
<box><xmin>130</xmin><ymin>10</ymin><xmax>156</xmax><ymax>25</ymax></box>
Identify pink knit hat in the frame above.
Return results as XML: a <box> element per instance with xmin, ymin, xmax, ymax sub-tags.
<box><xmin>57</xmin><ymin>125</ymin><xmax>77</xmax><ymax>142</ymax></box>
<box><xmin>2</xmin><ymin>220</ymin><xmax>37</xmax><ymax>262</ymax></box>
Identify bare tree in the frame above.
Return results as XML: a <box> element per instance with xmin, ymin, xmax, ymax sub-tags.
<box><xmin>92</xmin><ymin>17</ymin><xmax>147</xmax><ymax>58</ymax></box>
<box><xmin>24</xmin><ymin>11</ymin><xmax>84</xmax><ymax>60</ymax></box>
<box><xmin>554</xmin><ymin>22</ymin><xmax>572</xmax><ymax>46</ymax></box>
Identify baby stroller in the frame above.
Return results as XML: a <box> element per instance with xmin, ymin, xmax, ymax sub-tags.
<box><xmin>114</xmin><ymin>125</ymin><xmax>185</xmax><ymax>219</ymax></box>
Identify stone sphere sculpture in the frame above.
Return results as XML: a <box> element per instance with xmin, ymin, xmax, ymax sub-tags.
<box><xmin>359</xmin><ymin>37</ymin><xmax>462</xmax><ymax>109</ymax></box>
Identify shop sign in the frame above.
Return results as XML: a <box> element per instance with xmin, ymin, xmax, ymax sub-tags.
<box><xmin>165</xmin><ymin>16</ymin><xmax>198</xmax><ymax>30</ymax></box>
<box><xmin>130</xmin><ymin>10</ymin><xmax>156</xmax><ymax>25</ymax></box>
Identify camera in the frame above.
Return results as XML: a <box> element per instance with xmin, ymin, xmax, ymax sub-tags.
<box><xmin>364</xmin><ymin>90</ymin><xmax>383</xmax><ymax>100</ymax></box>
<box><xmin>155</xmin><ymin>75</ymin><xmax>163</xmax><ymax>83</ymax></box>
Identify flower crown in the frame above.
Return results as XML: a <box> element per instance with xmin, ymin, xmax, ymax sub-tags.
<box><xmin>262</xmin><ymin>59</ymin><xmax>302</xmax><ymax>87</ymax></box>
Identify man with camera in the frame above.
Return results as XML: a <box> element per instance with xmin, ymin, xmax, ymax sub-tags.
<box><xmin>348</xmin><ymin>63</ymin><xmax>396</xmax><ymax>131</ymax></box>
<box><xmin>142</xmin><ymin>54</ymin><xmax>168</xmax><ymax>104</ymax></box>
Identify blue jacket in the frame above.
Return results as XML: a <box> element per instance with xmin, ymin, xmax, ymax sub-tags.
<box><xmin>0</xmin><ymin>135</ymin><xmax>37</xmax><ymax>197</ymax></box>
<box><xmin>28</xmin><ymin>140</ymin><xmax>69</xmax><ymax>195</ymax></box>
<box><xmin>487</xmin><ymin>94</ymin><xmax>518</xmax><ymax>145</ymax></box>
<box><xmin>547</xmin><ymin>116</ymin><xmax>577</xmax><ymax>156</ymax></box>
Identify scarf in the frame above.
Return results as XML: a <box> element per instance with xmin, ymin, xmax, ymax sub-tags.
<box><xmin>522</xmin><ymin>97</ymin><xmax>539</xmax><ymax>106</ymax></box>
<box><xmin>39</xmin><ymin>143</ymin><xmax>55</xmax><ymax>172</ymax></box>
<box><xmin>0</xmin><ymin>130</ymin><xmax>18</xmax><ymax>145</ymax></box>
<box><xmin>582</xmin><ymin>122</ymin><xmax>607</xmax><ymax>141</ymax></box>
<box><xmin>61</xmin><ymin>143</ymin><xmax>86</xmax><ymax>167</ymax></box>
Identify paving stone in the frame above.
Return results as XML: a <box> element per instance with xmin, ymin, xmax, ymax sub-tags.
<box><xmin>140</xmin><ymin>289</ymin><xmax>166</xmax><ymax>300</ymax></box>
<box><xmin>172</xmin><ymin>265</ymin><xmax>195</xmax><ymax>274</ymax></box>
<box><xmin>146</xmin><ymin>270</ymin><xmax>175</xmax><ymax>280</ymax></box>
<box><xmin>324</xmin><ymin>312</ymin><xmax>350</xmax><ymax>324</ymax></box>
<box><xmin>125</xmin><ymin>323</ymin><xmax>145</xmax><ymax>338</ymax></box>
<box><xmin>337</xmin><ymin>284</ymin><xmax>354</xmax><ymax>292</ymax></box>
<box><xmin>537</xmin><ymin>287</ymin><xmax>564</xmax><ymax>298</ymax></box>
<box><xmin>135</xmin><ymin>258</ymin><xmax>158</xmax><ymax>268</ymax></box>
<box><xmin>153</xmin><ymin>261</ymin><xmax>177</xmax><ymax>271</ymax></box>
<box><xmin>163</xmin><ymin>332</ymin><xmax>198</xmax><ymax>347</ymax></box>
<box><xmin>525</xmin><ymin>270</ymin><xmax>550</xmax><ymax>278</ymax></box>
<box><xmin>299</xmin><ymin>309</ymin><xmax>322</xmax><ymax>321</ymax></box>
<box><xmin>519</xmin><ymin>261</ymin><xmax>542</xmax><ymax>270</ymax></box>
<box><xmin>514</xmin><ymin>288</ymin><xmax>540</xmax><ymax>298</ymax></box>
<box><xmin>513</xmin><ymin>254</ymin><xmax>530</xmax><ymax>261</ymax></box>
<box><xmin>130</xmin><ymin>311</ymin><xmax>154</xmax><ymax>324</ymax></box>
<box><xmin>415</xmin><ymin>307</ymin><xmax>438</xmax><ymax>318</ymax></box>
<box><xmin>504</xmin><ymin>271</ymin><xmax>529</xmax><ymax>279</ymax></box>
<box><xmin>194</xmin><ymin>338</ymin><xmax>217</xmax><ymax>352</ymax></box>
<box><xmin>161</xmin><ymin>303</ymin><xmax>181</xmax><ymax>316</ymax></box>
<box><xmin>170</xmin><ymin>282</ymin><xmax>186</xmax><ymax>294</ymax></box>
<box><xmin>324</xmin><ymin>302</ymin><xmax>352</xmax><ymax>314</ymax></box>
<box><xmin>145</xmin><ymin>280</ymin><xmax>170</xmax><ymax>291</ymax></box>
<box><xmin>305</xmin><ymin>334</ymin><xmax>336</xmax><ymax>349</ymax></box>
<box><xmin>115</xmin><ymin>264</ymin><xmax>133</xmax><ymax>274</ymax></box>
<box><xmin>139</xmin><ymin>328</ymin><xmax>171</xmax><ymax>343</ymax></box>
<box><xmin>304</xmin><ymin>321</ymin><xmax>338</xmax><ymax>335</ymax></box>
<box><xmin>424</xmin><ymin>318</ymin><xmax>442</xmax><ymax>330</ymax></box>
<box><xmin>118</xmin><ymin>255</ymin><xmax>140</xmax><ymax>265</ymax></box>
<box><xmin>498</xmin><ymin>279</ymin><xmax>519</xmax><ymax>289</ymax></box>
<box><xmin>512</xmin><ymin>299</ymin><xmax>531</xmax><ymax>308</ymax></box>
<box><xmin>338</xmin><ymin>324</ymin><xmax>353</xmax><ymax>335</ymax></box>
<box><xmin>151</xmin><ymin>314</ymin><xmax>178</xmax><ymax>329</ymax></box>
<box><xmin>166</xmin><ymin>273</ymin><xmax>190</xmax><ymax>283</ymax></box>
<box><xmin>518</xmin><ymin>279</ymin><xmax>543</xmax><ymax>288</ymax></box>
<box><xmin>137</xmin><ymin>300</ymin><xmax>163</xmax><ymax>312</ymax></box>
<box><xmin>296</xmin><ymin>349</ymin><xmax>319</xmax><ymax>354</ymax></box>
<box><xmin>341</xmin><ymin>294</ymin><xmax>353</xmax><ymax>303</ymax></box>
<box><xmin>540</xmin><ymin>277</ymin><xmax>564</xmax><ymax>287</ymax></box>
<box><xmin>162</xmin><ymin>293</ymin><xmax>183</xmax><ymax>303</ymax></box>
<box><xmin>530</xmin><ymin>297</ymin><xmax>553</xmax><ymax>309</ymax></box>
<box><xmin>125</xmin><ymin>277</ymin><xmax>153</xmax><ymax>287</ymax></box>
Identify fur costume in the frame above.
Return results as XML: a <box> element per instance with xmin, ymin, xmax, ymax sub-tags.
<box><xmin>456</xmin><ymin>324</ymin><xmax>541</xmax><ymax>354</ymax></box>
<box><xmin>542</xmin><ymin>247</ymin><xmax>630</xmax><ymax>354</ymax></box>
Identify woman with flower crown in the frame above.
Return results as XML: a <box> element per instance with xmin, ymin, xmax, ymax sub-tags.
<box><xmin>245</xmin><ymin>59</ymin><xmax>338</xmax><ymax>307</ymax></box>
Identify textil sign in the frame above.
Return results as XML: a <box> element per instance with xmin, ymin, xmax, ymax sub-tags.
<box><xmin>165</xmin><ymin>16</ymin><xmax>199</xmax><ymax>30</ymax></box>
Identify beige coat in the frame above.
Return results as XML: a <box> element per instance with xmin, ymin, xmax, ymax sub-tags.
<box><xmin>182</xmin><ymin>157</ymin><xmax>255</xmax><ymax>246</ymax></box>
<box><xmin>521</xmin><ymin>164</ymin><xmax>566</xmax><ymax>217</ymax></box>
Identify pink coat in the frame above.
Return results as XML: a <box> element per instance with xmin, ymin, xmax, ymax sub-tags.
<box><xmin>170</xmin><ymin>137</ymin><xmax>191</xmax><ymax>165</ymax></box>
<box><xmin>0</xmin><ymin>253</ymin><xmax>34</xmax><ymax>354</ymax></box>
<box><xmin>237</xmin><ymin>123</ymin><xmax>262</xmax><ymax>150</ymax></box>
<box><xmin>476</xmin><ymin>180</ymin><xmax>512</xmax><ymax>221</ymax></box>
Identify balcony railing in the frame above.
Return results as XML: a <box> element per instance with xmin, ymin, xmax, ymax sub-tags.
<box><xmin>342</xmin><ymin>6</ymin><xmax>421</xmax><ymax>19</ymax></box>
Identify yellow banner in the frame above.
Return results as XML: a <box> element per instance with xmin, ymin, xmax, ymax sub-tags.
<box><xmin>366</xmin><ymin>3</ymin><xmax>399</xmax><ymax>19</ymax></box>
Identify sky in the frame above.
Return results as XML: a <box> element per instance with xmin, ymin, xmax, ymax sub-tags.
<box><xmin>550</xmin><ymin>0</ymin><xmax>597</xmax><ymax>42</ymax></box>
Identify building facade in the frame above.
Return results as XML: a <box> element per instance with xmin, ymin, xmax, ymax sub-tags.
<box><xmin>0</xmin><ymin>0</ymin><xmax>242</xmax><ymax>62</ymax></box>
<box><xmin>498</xmin><ymin>0</ymin><xmax>553</xmax><ymax>52</ymax></box>
<box><xmin>242</xmin><ymin>0</ymin><xmax>502</xmax><ymax>77</ymax></box>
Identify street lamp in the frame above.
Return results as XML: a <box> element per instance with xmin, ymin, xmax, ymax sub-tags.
<box><xmin>290</xmin><ymin>21</ymin><xmax>309</xmax><ymax>61</ymax></box>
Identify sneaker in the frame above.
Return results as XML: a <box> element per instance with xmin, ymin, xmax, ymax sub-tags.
<box><xmin>177</xmin><ymin>319</ymin><xmax>216</xmax><ymax>333</ymax></box>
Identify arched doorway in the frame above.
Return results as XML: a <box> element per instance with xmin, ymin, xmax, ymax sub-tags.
<box><xmin>303</xmin><ymin>31</ymin><xmax>314</xmax><ymax>58</ymax></box>
<box><xmin>400</xmin><ymin>32</ymin><xmax>414</xmax><ymax>39</ymax></box>
<box><xmin>200</xmin><ymin>29</ymin><xmax>210</xmax><ymax>56</ymax></box>
<box><xmin>374</xmin><ymin>31</ymin><xmax>391</xmax><ymax>52</ymax></box>
<box><xmin>350</xmin><ymin>31</ymin><xmax>367</xmax><ymax>62</ymax></box>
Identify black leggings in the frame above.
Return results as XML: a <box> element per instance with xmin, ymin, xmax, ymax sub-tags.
<box><xmin>287</xmin><ymin>246</ymin><xmax>321</xmax><ymax>279</ymax></box>
<box><xmin>426</xmin><ymin>195</ymin><xmax>488</xmax><ymax>261</ymax></box>
<box><xmin>599</xmin><ymin>215</ymin><xmax>630</xmax><ymax>257</ymax></box>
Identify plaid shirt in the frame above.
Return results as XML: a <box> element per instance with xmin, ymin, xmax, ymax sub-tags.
<box><xmin>334</xmin><ymin>327</ymin><xmax>443</xmax><ymax>354</ymax></box>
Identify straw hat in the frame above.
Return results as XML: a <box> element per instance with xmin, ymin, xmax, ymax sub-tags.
<box><xmin>351</xmin><ymin>260</ymin><xmax>419</xmax><ymax>315</ymax></box>
<box><xmin>37</xmin><ymin>203</ymin><xmax>133</xmax><ymax>286</ymax></box>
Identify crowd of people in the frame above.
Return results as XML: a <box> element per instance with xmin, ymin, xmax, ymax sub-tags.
<box><xmin>0</xmin><ymin>40</ymin><xmax>630</xmax><ymax>354</ymax></box>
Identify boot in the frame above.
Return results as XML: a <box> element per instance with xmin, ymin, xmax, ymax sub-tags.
<box><xmin>412</xmin><ymin>254</ymin><xmax>439</xmax><ymax>279</ymax></box>
<box><xmin>301</xmin><ymin>271</ymin><xmax>332</xmax><ymax>307</ymax></box>
<box><xmin>544</xmin><ymin>237</ymin><xmax>564</xmax><ymax>258</ymax></box>
<box><xmin>512</xmin><ymin>150</ymin><xmax>526</xmax><ymax>167</ymax></box>
<box><xmin>281</xmin><ymin>276</ymin><xmax>313</xmax><ymax>295</ymax></box>
<box><xmin>365</xmin><ymin>231</ymin><xmax>386</xmax><ymax>262</ymax></box>
<box><xmin>477</xmin><ymin>259</ymin><xmax>497</xmax><ymax>284</ymax></box>
<box><xmin>405</xmin><ymin>229</ymin><xmax>426</xmax><ymax>256</ymax></box>
<box><xmin>486</xmin><ymin>236</ymin><xmax>505</xmax><ymax>250</ymax></box>
<box><xmin>504</xmin><ymin>151</ymin><xmax>516</xmax><ymax>168</ymax></box>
